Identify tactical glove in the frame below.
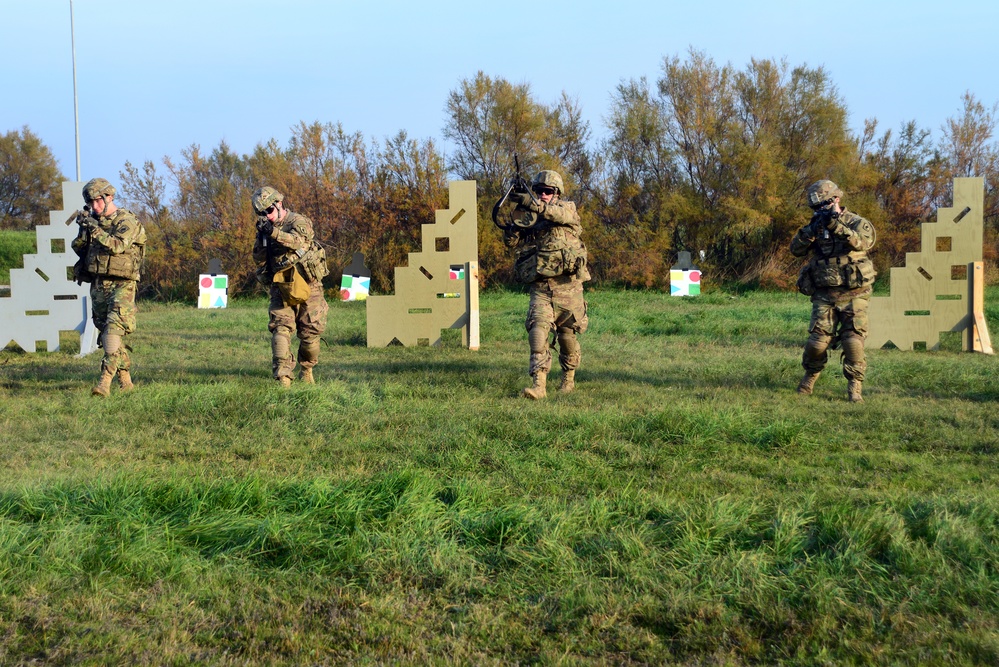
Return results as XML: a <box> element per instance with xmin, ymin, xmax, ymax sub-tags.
<box><xmin>256</xmin><ymin>218</ymin><xmax>273</xmax><ymax>235</ymax></box>
<box><xmin>508</xmin><ymin>191</ymin><xmax>532</xmax><ymax>206</ymax></box>
<box><xmin>823</xmin><ymin>210</ymin><xmax>841</xmax><ymax>230</ymax></box>
<box><xmin>806</xmin><ymin>215</ymin><xmax>826</xmax><ymax>238</ymax></box>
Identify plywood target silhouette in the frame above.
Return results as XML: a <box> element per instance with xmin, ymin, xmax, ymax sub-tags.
<box><xmin>366</xmin><ymin>180</ymin><xmax>480</xmax><ymax>349</ymax></box>
<box><xmin>0</xmin><ymin>181</ymin><xmax>98</xmax><ymax>355</ymax></box>
<box><xmin>867</xmin><ymin>177</ymin><xmax>991</xmax><ymax>352</ymax></box>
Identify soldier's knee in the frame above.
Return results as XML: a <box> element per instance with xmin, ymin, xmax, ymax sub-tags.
<box><xmin>804</xmin><ymin>334</ymin><xmax>831</xmax><ymax>361</ymax></box>
<box><xmin>557</xmin><ymin>331</ymin><xmax>579</xmax><ymax>348</ymax></box>
<box><xmin>528</xmin><ymin>325</ymin><xmax>549</xmax><ymax>353</ymax></box>
<box><xmin>807</xmin><ymin>332</ymin><xmax>832</xmax><ymax>347</ymax></box>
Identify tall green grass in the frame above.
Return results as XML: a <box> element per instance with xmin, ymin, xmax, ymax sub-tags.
<box><xmin>1</xmin><ymin>289</ymin><xmax>998</xmax><ymax>664</ymax></box>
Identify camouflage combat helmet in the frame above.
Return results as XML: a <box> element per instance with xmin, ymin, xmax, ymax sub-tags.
<box><xmin>533</xmin><ymin>170</ymin><xmax>565</xmax><ymax>196</ymax></box>
<box><xmin>82</xmin><ymin>178</ymin><xmax>115</xmax><ymax>202</ymax></box>
<box><xmin>252</xmin><ymin>186</ymin><xmax>284</xmax><ymax>214</ymax></box>
<box><xmin>806</xmin><ymin>180</ymin><xmax>843</xmax><ymax>208</ymax></box>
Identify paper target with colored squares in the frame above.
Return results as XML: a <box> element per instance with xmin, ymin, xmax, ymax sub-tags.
<box><xmin>341</xmin><ymin>274</ymin><xmax>370</xmax><ymax>301</ymax></box>
<box><xmin>198</xmin><ymin>274</ymin><xmax>228</xmax><ymax>308</ymax></box>
<box><xmin>340</xmin><ymin>252</ymin><xmax>371</xmax><ymax>301</ymax></box>
<box><xmin>670</xmin><ymin>251</ymin><xmax>701</xmax><ymax>296</ymax></box>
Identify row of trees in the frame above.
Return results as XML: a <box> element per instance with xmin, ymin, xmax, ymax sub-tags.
<box><xmin>3</xmin><ymin>50</ymin><xmax>998</xmax><ymax>297</ymax></box>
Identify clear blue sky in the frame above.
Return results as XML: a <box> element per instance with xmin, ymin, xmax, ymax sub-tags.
<box><xmin>5</xmin><ymin>0</ymin><xmax>997</xmax><ymax>188</ymax></box>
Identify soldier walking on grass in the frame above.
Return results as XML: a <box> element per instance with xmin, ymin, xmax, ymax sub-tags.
<box><xmin>71</xmin><ymin>178</ymin><xmax>146</xmax><ymax>397</ymax></box>
<box><xmin>791</xmin><ymin>180</ymin><xmax>877</xmax><ymax>403</ymax></box>
<box><xmin>498</xmin><ymin>170</ymin><xmax>590</xmax><ymax>399</ymax></box>
<box><xmin>251</xmin><ymin>187</ymin><xmax>329</xmax><ymax>387</ymax></box>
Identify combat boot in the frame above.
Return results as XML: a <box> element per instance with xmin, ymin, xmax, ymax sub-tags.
<box><xmin>299</xmin><ymin>368</ymin><xmax>315</xmax><ymax>384</ymax></box>
<box><xmin>847</xmin><ymin>379</ymin><xmax>864</xmax><ymax>403</ymax></box>
<box><xmin>278</xmin><ymin>376</ymin><xmax>292</xmax><ymax>388</ymax></box>
<box><xmin>521</xmin><ymin>372</ymin><xmax>547</xmax><ymax>400</ymax></box>
<box><xmin>91</xmin><ymin>369</ymin><xmax>114</xmax><ymax>397</ymax></box>
<box><xmin>558</xmin><ymin>370</ymin><xmax>576</xmax><ymax>394</ymax></box>
<box><xmin>796</xmin><ymin>372</ymin><xmax>820</xmax><ymax>395</ymax></box>
<box><xmin>117</xmin><ymin>369</ymin><xmax>134</xmax><ymax>392</ymax></box>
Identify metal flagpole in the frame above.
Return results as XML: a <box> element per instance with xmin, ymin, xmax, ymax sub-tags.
<box><xmin>70</xmin><ymin>0</ymin><xmax>81</xmax><ymax>180</ymax></box>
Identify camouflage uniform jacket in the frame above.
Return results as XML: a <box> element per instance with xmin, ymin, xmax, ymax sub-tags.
<box><xmin>71</xmin><ymin>208</ymin><xmax>146</xmax><ymax>281</ymax></box>
<box><xmin>253</xmin><ymin>211</ymin><xmax>324</xmax><ymax>284</ymax></box>
<box><xmin>504</xmin><ymin>199</ymin><xmax>590</xmax><ymax>284</ymax></box>
<box><xmin>791</xmin><ymin>208</ymin><xmax>876</xmax><ymax>295</ymax></box>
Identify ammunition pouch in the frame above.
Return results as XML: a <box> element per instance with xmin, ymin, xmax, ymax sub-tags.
<box><xmin>514</xmin><ymin>232</ymin><xmax>588</xmax><ymax>284</ymax></box>
<box><xmin>514</xmin><ymin>249</ymin><xmax>540</xmax><ymax>284</ymax></box>
<box><xmin>87</xmin><ymin>244</ymin><xmax>144</xmax><ymax>281</ymax></box>
<box><xmin>804</xmin><ymin>254</ymin><xmax>876</xmax><ymax>291</ymax></box>
<box><xmin>301</xmin><ymin>243</ymin><xmax>329</xmax><ymax>282</ymax></box>
<box><xmin>796</xmin><ymin>263</ymin><xmax>815</xmax><ymax>296</ymax></box>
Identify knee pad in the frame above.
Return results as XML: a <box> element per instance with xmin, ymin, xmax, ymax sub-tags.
<box><xmin>529</xmin><ymin>325</ymin><xmax>550</xmax><ymax>354</ymax></box>
<box><xmin>557</xmin><ymin>332</ymin><xmax>581</xmax><ymax>370</ymax></box>
<box><xmin>839</xmin><ymin>333</ymin><xmax>867</xmax><ymax>380</ymax></box>
<box><xmin>803</xmin><ymin>333</ymin><xmax>831</xmax><ymax>371</ymax></box>
<box><xmin>102</xmin><ymin>332</ymin><xmax>122</xmax><ymax>356</ymax></box>
<box><xmin>299</xmin><ymin>339</ymin><xmax>320</xmax><ymax>365</ymax></box>
<box><xmin>272</xmin><ymin>331</ymin><xmax>292</xmax><ymax>358</ymax></box>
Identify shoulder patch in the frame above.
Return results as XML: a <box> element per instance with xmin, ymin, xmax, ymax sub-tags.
<box><xmin>858</xmin><ymin>218</ymin><xmax>876</xmax><ymax>247</ymax></box>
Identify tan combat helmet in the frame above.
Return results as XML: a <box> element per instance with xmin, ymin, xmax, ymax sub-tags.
<box><xmin>533</xmin><ymin>170</ymin><xmax>565</xmax><ymax>197</ymax></box>
<box><xmin>82</xmin><ymin>177</ymin><xmax>115</xmax><ymax>203</ymax></box>
<box><xmin>252</xmin><ymin>186</ymin><xmax>284</xmax><ymax>214</ymax></box>
<box><xmin>806</xmin><ymin>180</ymin><xmax>843</xmax><ymax>208</ymax></box>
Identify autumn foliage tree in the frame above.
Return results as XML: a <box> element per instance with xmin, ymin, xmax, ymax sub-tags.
<box><xmin>857</xmin><ymin>120</ymin><xmax>936</xmax><ymax>273</ymax></box>
<box><xmin>594</xmin><ymin>51</ymin><xmax>859</xmax><ymax>288</ymax></box>
<box><xmin>0</xmin><ymin>126</ymin><xmax>66</xmax><ymax>230</ymax></box>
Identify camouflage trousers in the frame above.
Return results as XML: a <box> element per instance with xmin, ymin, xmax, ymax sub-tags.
<box><xmin>268</xmin><ymin>280</ymin><xmax>329</xmax><ymax>379</ymax></box>
<box><xmin>91</xmin><ymin>278</ymin><xmax>137</xmax><ymax>373</ymax></box>
<box><xmin>525</xmin><ymin>276</ymin><xmax>588</xmax><ymax>376</ymax></box>
<box><xmin>802</xmin><ymin>286</ymin><xmax>871</xmax><ymax>381</ymax></box>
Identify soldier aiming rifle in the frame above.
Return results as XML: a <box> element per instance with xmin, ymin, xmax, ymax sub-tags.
<box><xmin>493</xmin><ymin>161</ymin><xmax>591</xmax><ymax>399</ymax></box>
<box><xmin>70</xmin><ymin>178</ymin><xmax>147</xmax><ymax>397</ymax></box>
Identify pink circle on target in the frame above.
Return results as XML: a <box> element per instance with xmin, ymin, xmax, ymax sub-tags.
<box><xmin>200</xmin><ymin>277</ymin><xmax>213</xmax><ymax>288</ymax></box>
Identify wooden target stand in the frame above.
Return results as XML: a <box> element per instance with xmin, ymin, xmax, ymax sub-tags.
<box><xmin>969</xmin><ymin>261</ymin><xmax>993</xmax><ymax>353</ymax></box>
<box><xmin>867</xmin><ymin>177</ymin><xmax>992</xmax><ymax>354</ymax></box>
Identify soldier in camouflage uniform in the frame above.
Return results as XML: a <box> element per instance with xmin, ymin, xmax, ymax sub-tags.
<box><xmin>71</xmin><ymin>178</ymin><xmax>147</xmax><ymax>397</ymax></box>
<box><xmin>791</xmin><ymin>180</ymin><xmax>877</xmax><ymax>403</ymax></box>
<box><xmin>501</xmin><ymin>170</ymin><xmax>590</xmax><ymax>399</ymax></box>
<box><xmin>251</xmin><ymin>187</ymin><xmax>330</xmax><ymax>387</ymax></box>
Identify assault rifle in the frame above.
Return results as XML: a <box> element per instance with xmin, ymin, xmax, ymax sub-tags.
<box><xmin>65</xmin><ymin>205</ymin><xmax>93</xmax><ymax>228</ymax></box>
<box><xmin>491</xmin><ymin>154</ymin><xmax>540</xmax><ymax>230</ymax></box>
<box><xmin>66</xmin><ymin>206</ymin><xmax>94</xmax><ymax>285</ymax></box>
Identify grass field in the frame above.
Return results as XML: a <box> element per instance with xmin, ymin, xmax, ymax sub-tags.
<box><xmin>2</xmin><ymin>288</ymin><xmax>998</xmax><ymax>665</ymax></box>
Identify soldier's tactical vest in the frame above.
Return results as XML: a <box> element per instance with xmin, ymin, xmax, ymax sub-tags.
<box><xmin>797</xmin><ymin>212</ymin><xmax>876</xmax><ymax>296</ymax></box>
<box><xmin>515</xmin><ymin>225</ymin><xmax>589</xmax><ymax>284</ymax></box>
<box><xmin>260</xmin><ymin>212</ymin><xmax>329</xmax><ymax>285</ymax></box>
<box><xmin>85</xmin><ymin>209</ymin><xmax>146</xmax><ymax>281</ymax></box>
